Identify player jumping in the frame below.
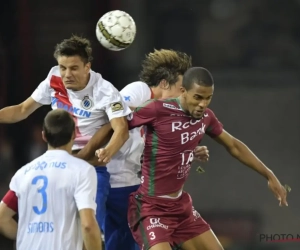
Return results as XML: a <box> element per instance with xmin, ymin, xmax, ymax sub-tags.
<box><xmin>123</xmin><ymin>67</ymin><xmax>288</xmax><ymax>250</ymax></box>
<box><xmin>0</xmin><ymin>35</ymin><xmax>131</xmax><ymax>232</ymax></box>
<box><xmin>79</xmin><ymin>49</ymin><xmax>206</xmax><ymax>250</ymax></box>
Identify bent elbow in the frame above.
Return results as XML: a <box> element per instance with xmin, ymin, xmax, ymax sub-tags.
<box><xmin>81</xmin><ymin>221</ymin><xmax>98</xmax><ymax>233</ymax></box>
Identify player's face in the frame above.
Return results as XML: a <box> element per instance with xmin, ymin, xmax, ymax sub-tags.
<box><xmin>57</xmin><ymin>56</ymin><xmax>91</xmax><ymax>91</ymax></box>
<box><xmin>182</xmin><ymin>83</ymin><xmax>214</xmax><ymax>119</ymax></box>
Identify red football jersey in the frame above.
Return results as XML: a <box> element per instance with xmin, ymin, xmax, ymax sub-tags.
<box><xmin>128</xmin><ymin>98</ymin><xmax>223</xmax><ymax>196</ymax></box>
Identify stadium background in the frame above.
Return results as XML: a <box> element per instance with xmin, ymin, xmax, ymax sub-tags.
<box><xmin>0</xmin><ymin>0</ymin><xmax>299</xmax><ymax>249</ymax></box>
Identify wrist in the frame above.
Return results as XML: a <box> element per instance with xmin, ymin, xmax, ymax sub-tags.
<box><xmin>103</xmin><ymin>146</ymin><xmax>113</xmax><ymax>158</ymax></box>
<box><xmin>265</xmin><ymin>169</ymin><xmax>276</xmax><ymax>181</ymax></box>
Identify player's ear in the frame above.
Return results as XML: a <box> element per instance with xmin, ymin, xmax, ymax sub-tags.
<box><xmin>71</xmin><ymin>131</ymin><xmax>76</xmax><ymax>140</ymax></box>
<box><xmin>85</xmin><ymin>62</ymin><xmax>91</xmax><ymax>73</ymax></box>
<box><xmin>41</xmin><ymin>131</ymin><xmax>48</xmax><ymax>143</ymax></box>
<box><xmin>158</xmin><ymin>79</ymin><xmax>169</xmax><ymax>90</ymax></box>
<box><xmin>180</xmin><ymin>86</ymin><xmax>186</xmax><ymax>94</ymax></box>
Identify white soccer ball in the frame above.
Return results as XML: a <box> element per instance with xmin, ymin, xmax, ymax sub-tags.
<box><xmin>96</xmin><ymin>10</ymin><xmax>136</xmax><ymax>51</ymax></box>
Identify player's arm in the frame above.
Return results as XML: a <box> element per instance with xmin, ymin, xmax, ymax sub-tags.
<box><xmin>214</xmin><ymin>131</ymin><xmax>288</xmax><ymax>206</ymax></box>
<box><xmin>0</xmin><ymin>190</ymin><xmax>18</xmax><ymax>240</ymax></box>
<box><xmin>98</xmin><ymin>116</ymin><xmax>129</xmax><ymax>163</ymax></box>
<box><xmin>214</xmin><ymin>130</ymin><xmax>275</xmax><ymax>178</ymax></box>
<box><xmin>0</xmin><ymin>68</ymin><xmax>54</xmax><ymax>123</ymax></box>
<box><xmin>75</xmin><ymin>166</ymin><xmax>102</xmax><ymax>250</ymax></box>
<box><xmin>76</xmin><ymin>123</ymin><xmax>113</xmax><ymax>161</ymax></box>
<box><xmin>79</xmin><ymin>81</ymin><xmax>149</xmax><ymax>161</ymax></box>
<box><xmin>80</xmin><ymin>208</ymin><xmax>101</xmax><ymax>250</ymax></box>
<box><xmin>0</xmin><ymin>97</ymin><xmax>42</xmax><ymax>123</ymax></box>
<box><xmin>206</xmin><ymin>109</ymin><xmax>287</xmax><ymax>206</ymax></box>
<box><xmin>96</xmin><ymin>82</ymin><xmax>151</xmax><ymax>161</ymax></box>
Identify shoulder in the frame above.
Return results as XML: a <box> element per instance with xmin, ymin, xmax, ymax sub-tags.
<box><xmin>90</xmin><ymin>70</ymin><xmax>120</xmax><ymax>101</ymax></box>
<box><xmin>13</xmin><ymin>156</ymin><xmax>42</xmax><ymax>180</ymax></box>
<box><xmin>71</xmin><ymin>158</ymin><xmax>96</xmax><ymax>182</ymax></box>
<box><xmin>205</xmin><ymin>108</ymin><xmax>219</xmax><ymax>119</ymax></box>
<box><xmin>47</xmin><ymin>66</ymin><xmax>61</xmax><ymax>78</ymax></box>
<box><xmin>136</xmin><ymin>98</ymin><xmax>157</xmax><ymax>109</ymax></box>
<box><xmin>36</xmin><ymin>66</ymin><xmax>60</xmax><ymax>88</ymax></box>
<box><xmin>121</xmin><ymin>81</ymin><xmax>151</xmax><ymax>107</ymax></box>
<box><xmin>91</xmin><ymin>70</ymin><xmax>118</xmax><ymax>92</ymax></box>
<box><xmin>121</xmin><ymin>81</ymin><xmax>149</xmax><ymax>94</ymax></box>
<box><xmin>137</xmin><ymin>98</ymin><xmax>179</xmax><ymax>109</ymax></box>
<box><xmin>68</xmin><ymin>155</ymin><xmax>94</xmax><ymax>170</ymax></box>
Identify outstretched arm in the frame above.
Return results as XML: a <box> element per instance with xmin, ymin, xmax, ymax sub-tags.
<box><xmin>0</xmin><ymin>97</ymin><xmax>42</xmax><ymax>123</ymax></box>
<box><xmin>214</xmin><ymin>130</ymin><xmax>288</xmax><ymax>206</ymax></box>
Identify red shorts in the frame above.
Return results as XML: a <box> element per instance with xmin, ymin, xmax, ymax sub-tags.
<box><xmin>127</xmin><ymin>191</ymin><xmax>210</xmax><ymax>250</ymax></box>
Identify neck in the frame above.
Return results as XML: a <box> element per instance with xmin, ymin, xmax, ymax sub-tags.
<box><xmin>76</xmin><ymin>73</ymin><xmax>90</xmax><ymax>91</ymax></box>
<box><xmin>47</xmin><ymin>144</ymin><xmax>72</xmax><ymax>154</ymax></box>
<box><xmin>150</xmin><ymin>87</ymin><xmax>162</xmax><ymax>99</ymax></box>
<box><xmin>178</xmin><ymin>95</ymin><xmax>188</xmax><ymax>113</ymax></box>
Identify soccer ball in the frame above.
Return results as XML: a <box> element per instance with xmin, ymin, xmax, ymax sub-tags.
<box><xmin>96</xmin><ymin>10</ymin><xmax>136</xmax><ymax>51</ymax></box>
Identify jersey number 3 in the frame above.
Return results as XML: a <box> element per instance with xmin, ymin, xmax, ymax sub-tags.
<box><xmin>31</xmin><ymin>175</ymin><xmax>48</xmax><ymax>215</ymax></box>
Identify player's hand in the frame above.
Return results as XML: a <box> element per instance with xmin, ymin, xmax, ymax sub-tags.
<box><xmin>193</xmin><ymin>146</ymin><xmax>209</xmax><ymax>162</ymax></box>
<box><xmin>95</xmin><ymin>148</ymin><xmax>111</xmax><ymax>164</ymax></box>
<box><xmin>268</xmin><ymin>177</ymin><xmax>289</xmax><ymax>207</ymax></box>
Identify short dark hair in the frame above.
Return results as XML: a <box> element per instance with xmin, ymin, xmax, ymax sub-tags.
<box><xmin>182</xmin><ymin>67</ymin><xmax>214</xmax><ymax>90</ymax></box>
<box><xmin>43</xmin><ymin>109</ymin><xmax>75</xmax><ymax>148</ymax></box>
<box><xmin>53</xmin><ymin>35</ymin><xmax>93</xmax><ymax>64</ymax></box>
<box><xmin>139</xmin><ymin>49</ymin><xmax>192</xmax><ymax>87</ymax></box>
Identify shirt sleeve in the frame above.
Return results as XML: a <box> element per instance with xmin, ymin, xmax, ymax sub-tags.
<box><xmin>74</xmin><ymin>165</ymin><xmax>97</xmax><ymax>212</ymax></box>
<box><xmin>95</xmin><ymin>80</ymin><xmax>132</xmax><ymax>121</ymax></box>
<box><xmin>31</xmin><ymin>68</ymin><xmax>53</xmax><ymax>105</ymax></box>
<box><xmin>205</xmin><ymin>109</ymin><xmax>223</xmax><ymax>138</ymax></box>
<box><xmin>128</xmin><ymin>100</ymin><xmax>157</xmax><ymax>129</ymax></box>
<box><xmin>120</xmin><ymin>81</ymin><xmax>151</xmax><ymax>108</ymax></box>
<box><xmin>1</xmin><ymin>190</ymin><xmax>18</xmax><ymax>212</ymax></box>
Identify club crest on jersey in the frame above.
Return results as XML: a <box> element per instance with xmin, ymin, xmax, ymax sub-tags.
<box><xmin>81</xmin><ymin>96</ymin><xmax>93</xmax><ymax>110</ymax></box>
<box><xmin>111</xmin><ymin>102</ymin><xmax>124</xmax><ymax>112</ymax></box>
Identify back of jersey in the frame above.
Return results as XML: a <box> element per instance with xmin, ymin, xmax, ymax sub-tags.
<box><xmin>10</xmin><ymin>150</ymin><xmax>97</xmax><ymax>250</ymax></box>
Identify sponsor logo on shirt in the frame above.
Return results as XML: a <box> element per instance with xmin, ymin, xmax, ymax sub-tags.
<box><xmin>51</xmin><ymin>97</ymin><xmax>91</xmax><ymax>118</ymax></box>
<box><xmin>163</xmin><ymin>103</ymin><xmax>180</xmax><ymax>110</ymax></box>
<box><xmin>124</xmin><ymin>96</ymin><xmax>131</xmax><ymax>101</ymax></box>
<box><xmin>111</xmin><ymin>102</ymin><xmax>124</xmax><ymax>112</ymax></box>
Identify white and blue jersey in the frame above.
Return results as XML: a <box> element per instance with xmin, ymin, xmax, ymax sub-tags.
<box><xmin>10</xmin><ymin>150</ymin><xmax>97</xmax><ymax>250</ymax></box>
<box><xmin>107</xmin><ymin>81</ymin><xmax>153</xmax><ymax>188</ymax></box>
<box><xmin>30</xmin><ymin>66</ymin><xmax>131</xmax><ymax>231</ymax></box>
<box><xmin>31</xmin><ymin>66</ymin><xmax>131</xmax><ymax>150</ymax></box>
<box><xmin>103</xmin><ymin>81</ymin><xmax>153</xmax><ymax>250</ymax></box>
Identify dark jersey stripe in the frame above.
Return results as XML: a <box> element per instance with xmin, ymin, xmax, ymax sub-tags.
<box><xmin>149</xmin><ymin>131</ymin><xmax>158</xmax><ymax>195</ymax></box>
